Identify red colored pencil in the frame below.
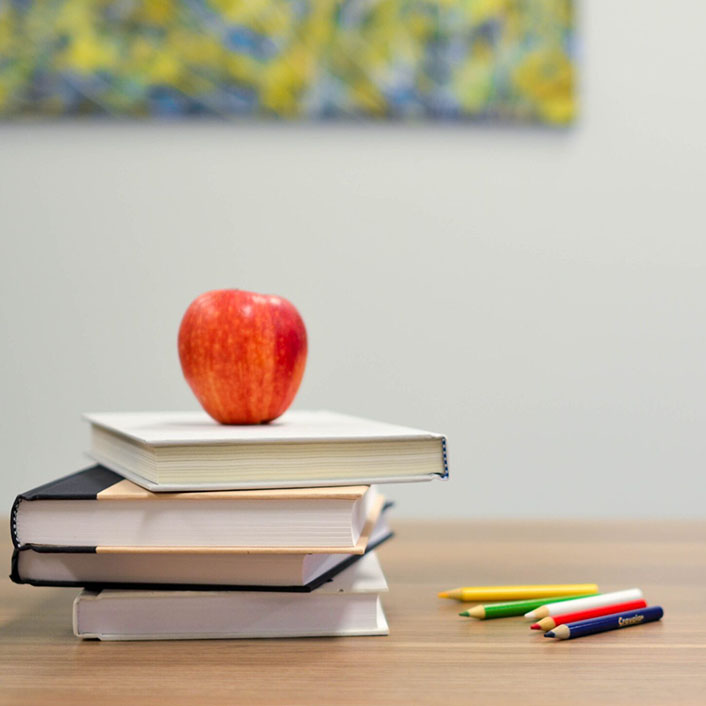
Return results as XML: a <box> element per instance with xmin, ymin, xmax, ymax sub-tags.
<box><xmin>530</xmin><ymin>599</ymin><xmax>648</xmax><ymax>631</ymax></box>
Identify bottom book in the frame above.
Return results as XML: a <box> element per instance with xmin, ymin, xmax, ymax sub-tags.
<box><xmin>73</xmin><ymin>552</ymin><xmax>389</xmax><ymax>640</ymax></box>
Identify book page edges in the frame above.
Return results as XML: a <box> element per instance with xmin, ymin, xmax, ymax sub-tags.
<box><xmin>92</xmin><ymin>493</ymin><xmax>385</xmax><ymax>555</ymax></box>
<box><xmin>73</xmin><ymin>591</ymin><xmax>389</xmax><ymax>640</ymax></box>
<box><xmin>87</xmin><ymin>456</ymin><xmax>443</xmax><ymax>492</ymax></box>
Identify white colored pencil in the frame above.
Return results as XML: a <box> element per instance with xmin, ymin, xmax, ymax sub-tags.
<box><xmin>524</xmin><ymin>588</ymin><xmax>643</xmax><ymax>620</ymax></box>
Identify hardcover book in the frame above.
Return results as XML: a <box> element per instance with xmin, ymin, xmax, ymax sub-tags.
<box><xmin>73</xmin><ymin>552</ymin><xmax>390</xmax><ymax>640</ymax></box>
<box><xmin>12</xmin><ymin>466</ymin><xmax>383</xmax><ymax>552</ymax></box>
<box><xmin>83</xmin><ymin>409</ymin><xmax>448</xmax><ymax>491</ymax></box>
<box><xmin>11</xmin><ymin>511</ymin><xmax>393</xmax><ymax>591</ymax></box>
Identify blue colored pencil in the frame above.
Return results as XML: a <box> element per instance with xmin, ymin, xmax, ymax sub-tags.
<box><xmin>544</xmin><ymin>606</ymin><xmax>664</xmax><ymax>640</ymax></box>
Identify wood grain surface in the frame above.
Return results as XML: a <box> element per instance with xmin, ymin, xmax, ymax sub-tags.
<box><xmin>2</xmin><ymin>519</ymin><xmax>705</xmax><ymax>706</ymax></box>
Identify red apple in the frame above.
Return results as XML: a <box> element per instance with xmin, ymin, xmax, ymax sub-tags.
<box><xmin>178</xmin><ymin>289</ymin><xmax>307</xmax><ymax>424</ymax></box>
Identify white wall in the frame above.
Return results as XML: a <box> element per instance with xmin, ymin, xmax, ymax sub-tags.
<box><xmin>2</xmin><ymin>2</ymin><xmax>705</xmax><ymax>518</ymax></box>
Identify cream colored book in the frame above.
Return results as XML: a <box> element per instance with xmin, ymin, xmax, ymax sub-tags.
<box><xmin>84</xmin><ymin>409</ymin><xmax>449</xmax><ymax>491</ymax></box>
<box><xmin>12</xmin><ymin>466</ymin><xmax>383</xmax><ymax>552</ymax></box>
<box><xmin>73</xmin><ymin>552</ymin><xmax>390</xmax><ymax>641</ymax></box>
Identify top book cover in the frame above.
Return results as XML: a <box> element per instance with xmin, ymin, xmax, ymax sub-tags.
<box><xmin>84</xmin><ymin>410</ymin><xmax>449</xmax><ymax>492</ymax></box>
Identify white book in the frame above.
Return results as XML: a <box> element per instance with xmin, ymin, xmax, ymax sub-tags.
<box><xmin>13</xmin><ymin>467</ymin><xmax>383</xmax><ymax>552</ymax></box>
<box><xmin>14</xmin><ymin>512</ymin><xmax>393</xmax><ymax>589</ymax></box>
<box><xmin>84</xmin><ymin>409</ymin><xmax>448</xmax><ymax>491</ymax></box>
<box><xmin>73</xmin><ymin>552</ymin><xmax>389</xmax><ymax>640</ymax></box>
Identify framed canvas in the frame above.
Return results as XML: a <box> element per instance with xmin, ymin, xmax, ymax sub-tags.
<box><xmin>0</xmin><ymin>0</ymin><xmax>575</xmax><ymax>123</ymax></box>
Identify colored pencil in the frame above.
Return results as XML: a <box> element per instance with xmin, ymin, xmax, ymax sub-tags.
<box><xmin>524</xmin><ymin>588</ymin><xmax>643</xmax><ymax>620</ymax></box>
<box><xmin>544</xmin><ymin>606</ymin><xmax>664</xmax><ymax>640</ymax></box>
<box><xmin>531</xmin><ymin>599</ymin><xmax>647</xmax><ymax>630</ymax></box>
<box><xmin>438</xmin><ymin>584</ymin><xmax>599</xmax><ymax>602</ymax></box>
<box><xmin>460</xmin><ymin>594</ymin><xmax>598</xmax><ymax>619</ymax></box>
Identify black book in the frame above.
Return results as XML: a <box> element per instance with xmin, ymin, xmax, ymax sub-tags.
<box><xmin>10</xmin><ymin>466</ymin><xmax>393</xmax><ymax>591</ymax></box>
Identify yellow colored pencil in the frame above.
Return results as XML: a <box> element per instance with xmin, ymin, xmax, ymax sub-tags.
<box><xmin>438</xmin><ymin>584</ymin><xmax>599</xmax><ymax>602</ymax></box>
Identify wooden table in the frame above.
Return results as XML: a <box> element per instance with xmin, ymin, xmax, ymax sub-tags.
<box><xmin>2</xmin><ymin>520</ymin><xmax>705</xmax><ymax>705</ymax></box>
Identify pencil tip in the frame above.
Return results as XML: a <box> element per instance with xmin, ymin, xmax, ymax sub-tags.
<box><xmin>544</xmin><ymin>631</ymin><xmax>556</xmax><ymax>638</ymax></box>
<box><xmin>459</xmin><ymin>612</ymin><xmax>470</xmax><ymax>617</ymax></box>
<box><xmin>439</xmin><ymin>589</ymin><xmax>461</xmax><ymax>600</ymax></box>
<box><xmin>530</xmin><ymin>624</ymin><xmax>540</xmax><ymax>630</ymax></box>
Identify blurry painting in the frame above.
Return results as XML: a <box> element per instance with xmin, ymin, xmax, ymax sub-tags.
<box><xmin>0</xmin><ymin>0</ymin><xmax>575</xmax><ymax>123</ymax></box>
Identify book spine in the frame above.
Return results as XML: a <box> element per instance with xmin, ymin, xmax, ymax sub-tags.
<box><xmin>441</xmin><ymin>436</ymin><xmax>449</xmax><ymax>478</ymax></box>
<box><xmin>10</xmin><ymin>544</ymin><xmax>99</xmax><ymax>586</ymax></box>
<box><xmin>10</xmin><ymin>495</ymin><xmax>22</xmax><ymax>548</ymax></box>
<box><xmin>9</xmin><ymin>546</ymin><xmax>22</xmax><ymax>584</ymax></box>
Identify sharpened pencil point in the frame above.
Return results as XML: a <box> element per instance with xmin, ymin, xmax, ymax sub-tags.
<box><xmin>438</xmin><ymin>588</ymin><xmax>462</xmax><ymax>600</ymax></box>
<box><xmin>459</xmin><ymin>611</ymin><xmax>470</xmax><ymax>617</ymax></box>
<box><xmin>544</xmin><ymin>631</ymin><xmax>556</xmax><ymax>638</ymax></box>
<box><xmin>530</xmin><ymin>624</ymin><xmax>541</xmax><ymax>630</ymax></box>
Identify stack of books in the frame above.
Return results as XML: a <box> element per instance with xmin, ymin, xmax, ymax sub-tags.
<box><xmin>11</xmin><ymin>410</ymin><xmax>448</xmax><ymax>640</ymax></box>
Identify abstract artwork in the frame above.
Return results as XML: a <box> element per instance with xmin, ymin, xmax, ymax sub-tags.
<box><xmin>0</xmin><ymin>0</ymin><xmax>575</xmax><ymax>123</ymax></box>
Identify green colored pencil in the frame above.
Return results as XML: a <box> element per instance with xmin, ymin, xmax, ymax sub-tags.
<box><xmin>459</xmin><ymin>593</ymin><xmax>600</xmax><ymax>619</ymax></box>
